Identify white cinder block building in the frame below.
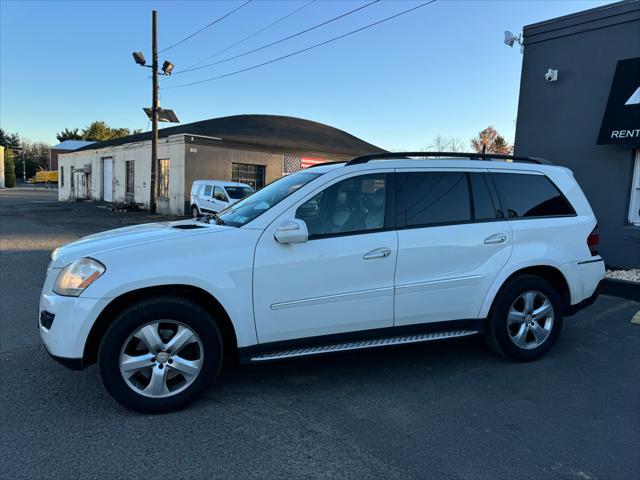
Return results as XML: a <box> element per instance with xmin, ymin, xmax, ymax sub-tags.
<box><xmin>58</xmin><ymin>114</ymin><xmax>383</xmax><ymax>215</ymax></box>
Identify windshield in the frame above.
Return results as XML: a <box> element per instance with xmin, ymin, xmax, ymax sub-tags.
<box><xmin>224</xmin><ymin>186</ymin><xmax>254</xmax><ymax>200</ymax></box>
<box><xmin>217</xmin><ymin>172</ymin><xmax>321</xmax><ymax>227</ymax></box>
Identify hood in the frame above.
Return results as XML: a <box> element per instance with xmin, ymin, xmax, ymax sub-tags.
<box><xmin>51</xmin><ymin>219</ymin><xmax>230</xmax><ymax>268</ymax></box>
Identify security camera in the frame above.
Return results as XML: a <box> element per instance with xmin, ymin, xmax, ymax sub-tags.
<box><xmin>545</xmin><ymin>68</ymin><xmax>558</xmax><ymax>82</ymax></box>
<box><xmin>504</xmin><ymin>31</ymin><xmax>521</xmax><ymax>47</ymax></box>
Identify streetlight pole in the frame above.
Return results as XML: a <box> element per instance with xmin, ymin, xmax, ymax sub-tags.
<box><xmin>150</xmin><ymin>10</ymin><xmax>159</xmax><ymax>215</ymax></box>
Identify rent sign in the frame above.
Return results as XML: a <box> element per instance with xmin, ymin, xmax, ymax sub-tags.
<box><xmin>597</xmin><ymin>57</ymin><xmax>640</xmax><ymax>145</ymax></box>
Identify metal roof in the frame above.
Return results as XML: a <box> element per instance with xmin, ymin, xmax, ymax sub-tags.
<box><xmin>74</xmin><ymin>114</ymin><xmax>385</xmax><ymax>157</ymax></box>
<box><xmin>51</xmin><ymin>140</ymin><xmax>95</xmax><ymax>150</ymax></box>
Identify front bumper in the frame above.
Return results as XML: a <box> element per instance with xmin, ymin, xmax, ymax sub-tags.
<box><xmin>45</xmin><ymin>350</ymin><xmax>85</xmax><ymax>370</ymax></box>
<box><xmin>39</xmin><ymin>269</ymin><xmax>109</xmax><ymax>369</ymax></box>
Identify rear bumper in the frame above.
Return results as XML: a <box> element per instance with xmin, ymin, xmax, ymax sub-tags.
<box><xmin>565</xmin><ymin>280</ymin><xmax>602</xmax><ymax>316</ymax></box>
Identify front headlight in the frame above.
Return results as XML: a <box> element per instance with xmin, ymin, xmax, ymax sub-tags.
<box><xmin>53</xmin><ymin>258</ymin><xmax>105</xmax><ymax>296</ymax></box>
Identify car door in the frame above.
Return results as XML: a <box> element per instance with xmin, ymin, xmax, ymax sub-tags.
<box><xmin>198</xmin><ymin>184</ymin><xmax>214</xmax><ymax>212</ymax></box>
<box><xmin>393</xmin><ymin>169</ymin><xmax>513</xmax><ymax>326</ymax></box>
<box><xmin>212</xmin><ymin>186</ymin><xmax>229</xmax><ymax>212</ymax></box>
<box><xmin>252</xmin><ymin>171</ymin><xmax>398</xmax><ymax>343</ymax></box>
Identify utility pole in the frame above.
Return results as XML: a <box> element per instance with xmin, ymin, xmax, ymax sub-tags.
<box><xmin>150</xmin><ymin>9</ymin><xmax>159</xmax><ymax>215</ymax></box>
<box><xmin>132</xmin><ymin>11</ymin><xmax>177</xmax><ymax>215</ymax></box>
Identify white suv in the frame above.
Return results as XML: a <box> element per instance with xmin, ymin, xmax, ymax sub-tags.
<box><xmin>40</xmin><ymin>153</ymin><xmax>604</xmax><ymax>413</ymax></box>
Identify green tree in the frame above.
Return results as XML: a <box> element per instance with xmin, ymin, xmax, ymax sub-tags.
<box><xmin>55</xmin><ymin>128</ymin><xmax>83</xmax><ymax>142</ymax></box>
<box><xmin>4</xmin><ymin>149</ymin><xmax>16</xmax><ymax>188</ymax></box>
<box><xmin>80</xmin><ymin>121</ymin><xmax>134</xmax><ymax>142</ymax></box>
<box><xmin>470</xmin><ymin>126</ymin><xmax>513</xmax><ymax>154</ymax></box>
<box><xmin>81</xmin><ymin>121</ymin><xmax>114</xmax><ymax>142</ymax></box>
<box><xmin>0</xmin><ymin>129</ymin><xmax>21</xmax><ymax>151</ymax></box>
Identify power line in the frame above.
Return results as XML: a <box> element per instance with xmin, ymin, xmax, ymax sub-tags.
<box><xmin>171</xmin><ymin>0</ymin><xmax>380</xmax><ymax>76</ymax></box>
<box><xmin>159</xmin><ymin>0</ymin><xmax>253</xmax><ymax>54</ymax></box>
<box><xmin>163</xmin><ymin>1</ymin><xmax>436</xmax><ymax>90</ymax></box>
<box><xmin>183</xmin><ymin>0</ymin><xmax>317</xmax><ymax>71</ymax></box>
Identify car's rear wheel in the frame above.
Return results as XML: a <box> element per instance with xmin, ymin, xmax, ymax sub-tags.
<box><xmin>191</xmin><ymin>205</ymin><xmax>200</xmax><ymax>218</ymax></box>
<box><xmin>485</xmin><ymin>274</ymin><xmax>563</xmax><ymax>361</ymax></box>
<box><xmin>98</xmin><ymin>296</ymin><xmax>222</xmax><ymax>413</ymax></box>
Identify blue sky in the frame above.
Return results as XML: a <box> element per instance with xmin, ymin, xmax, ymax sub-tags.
<box><xmin>1</xmin><ymin>0</ymin><xmax>612</xmax><ymax>150</ymax></box>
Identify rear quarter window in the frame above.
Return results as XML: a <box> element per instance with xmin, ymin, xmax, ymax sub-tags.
<box><xmin>490</xmin><ymin>172</ymin><xmax>575</xmax><ymax>218</ymax></box>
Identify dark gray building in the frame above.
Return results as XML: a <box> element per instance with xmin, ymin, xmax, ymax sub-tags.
<box><xmin>514</xmin><ymin>0</ymin><xmax>640</xmax><ymax>268</ymax></box>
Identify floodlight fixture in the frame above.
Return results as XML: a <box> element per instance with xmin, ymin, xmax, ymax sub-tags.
<box><xmin>132</xmin><ymin>51</ymin><xmax>147</xmax><ymax>66</ymax></box>
<box><xmin>162</xmin><ymin>60</ymin><xmax>174</xmax><ymax>75</ymax></box>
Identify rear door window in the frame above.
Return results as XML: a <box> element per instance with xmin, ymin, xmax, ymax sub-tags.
<box><xmin>203</xmin><ymin>185</ymin><xmax>213</xmax><ymax>197</ymax></box>
<box><xmin>396</xmin><ymin>171</ymin><xmax>471</xmax><ymax>228</ymax></box>
<box><xmin>490</xmin><ymin>172</ymin><xmax>575</xmax><ymax>218</ymax></box>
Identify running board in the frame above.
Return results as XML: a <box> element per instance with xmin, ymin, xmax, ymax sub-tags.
<box><xmin>248</xmin><ymin>329</ymin><xmax>480</xmax><ymax>363</ymax></box>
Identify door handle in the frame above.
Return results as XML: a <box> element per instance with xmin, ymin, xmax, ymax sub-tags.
<box><xmin>363</xmin><ymin>247</ymin><xmax>391</xmax><ymax>260</ymax></box>
<box><xmin>484</xmin><ymin>233</ymin><xmax>508</xmax><ymax>245</ymax></box>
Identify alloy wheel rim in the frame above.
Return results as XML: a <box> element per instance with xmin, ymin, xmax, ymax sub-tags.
<box><xmin>507</xmin><ymin>290</ymin><xmax>554</xmax><ymax>350</ymax></box>
<box><xmin>119</xmin><ymin>320</ymin><xmax>204</xmax><ymax>398</ymax></box>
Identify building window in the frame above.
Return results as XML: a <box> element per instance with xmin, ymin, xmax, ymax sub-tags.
<box><xmin>60</xmin><ymin>167</ymin><xmax>64</xmax><ymax>187</ymax></box>
<box><xmin>158</xmin><ymin>159</ymin><xmax>170</xmax><ymax>198</ymax></box>
<box><xmin>232</xmin><ymin>163</ymin><xmax>265</xmax><ymax>190</ymax></box>
<box><xmin>629</xmin><ymin>150</ymin><xmax>640</xmax><ymax>226</ymax></box>
<box><xmin>125</xmin><ymin>161</ymin><xmax>135</xmax><ymax>194</ymax></box>
<box><xmin>70</xmin><ymin>167</ymin><xmax>74</xmax><ymax>190</ymax></box>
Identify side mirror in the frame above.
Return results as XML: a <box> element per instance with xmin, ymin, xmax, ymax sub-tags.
<box><xmin>274</xmin><ymin>219</ymin><xmax>308</xmax><ymax>244</ymax></box>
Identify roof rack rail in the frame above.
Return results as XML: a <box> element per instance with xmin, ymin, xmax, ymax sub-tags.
<box><xmin>346</xmin><ymin>151</ymin><xmax>552</xmax><ymax>166</ymax></box>
<box><xmin>304</xmin><ymin>160</ymin><xmax>350</xmax><ymax>169</ymax></box>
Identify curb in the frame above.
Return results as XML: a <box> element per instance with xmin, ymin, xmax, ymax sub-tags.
<box><xmin>601</xmin><ymin>278</ymin><xmax>640</xmax><ymax>302</ymax></box>
<box><xmin>5</xmin><ymin>186</ymin><xmax>59</xmax><ymax>191</ymax></box>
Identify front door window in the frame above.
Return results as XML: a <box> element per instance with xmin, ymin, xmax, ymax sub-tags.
<box><xmin>296</xmin><ymin>174</ymin><xmax>389</xmax><ymax>238</ymax></box>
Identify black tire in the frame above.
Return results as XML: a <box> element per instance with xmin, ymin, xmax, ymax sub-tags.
<box><xmin>191</xmin><ymin>205</ymin><xmax>200</xmax><ymax>218</ymax></box>
<box><xmin>98</xmin><ymin>296</ymin><xmax>223</xmax><ymax>413</ymax></box>
<box><xmin>484</xmin><ymin>274</ymin><xmax>563</xmax><ymax>362</ymax></box>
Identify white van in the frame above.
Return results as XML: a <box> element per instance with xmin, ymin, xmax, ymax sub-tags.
<box><xmin>189</xmin><ymin>180</ymin><xmax>254</xmax><ymax>217</ymax></box>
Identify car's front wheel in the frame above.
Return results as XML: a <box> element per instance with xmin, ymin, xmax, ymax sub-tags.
<box><xmin>485</xmin><ymin>274</ymin><xmax>563</xmax><ymax>362</ymax></box>
<box><xmin>98</xmin><ymin>296</ymin><xmax>223</xmax><ymax>413</ymax></box>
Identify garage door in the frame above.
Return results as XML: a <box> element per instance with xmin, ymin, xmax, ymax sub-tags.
<box><xmin>103</xmin><ymin>158</ymin><xmax>113</xmax><ymax>202</ymax></box>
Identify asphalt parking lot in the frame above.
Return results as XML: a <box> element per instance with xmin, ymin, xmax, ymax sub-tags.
<box><xmin>1</xmin><ymin>188</ymin><xmax>639</xmax><ymax>480</ymax></box>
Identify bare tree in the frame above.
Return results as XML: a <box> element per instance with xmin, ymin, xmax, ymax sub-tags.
<box><xmin>428</xmin><ymin>135</ymin><xmax>466</xmax><ymax>152</ymax></box>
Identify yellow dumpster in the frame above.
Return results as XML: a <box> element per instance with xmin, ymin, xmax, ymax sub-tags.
<box><xmin>33</xmin><ymin>171</ymin><xmax>58</xmax><ymax>183</ymax></box>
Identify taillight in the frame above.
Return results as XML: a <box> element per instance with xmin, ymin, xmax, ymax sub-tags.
<box><xmin>587</xmin><ymin>225</ymin><xmax>600</xmax><ymax>256</ymax></box>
